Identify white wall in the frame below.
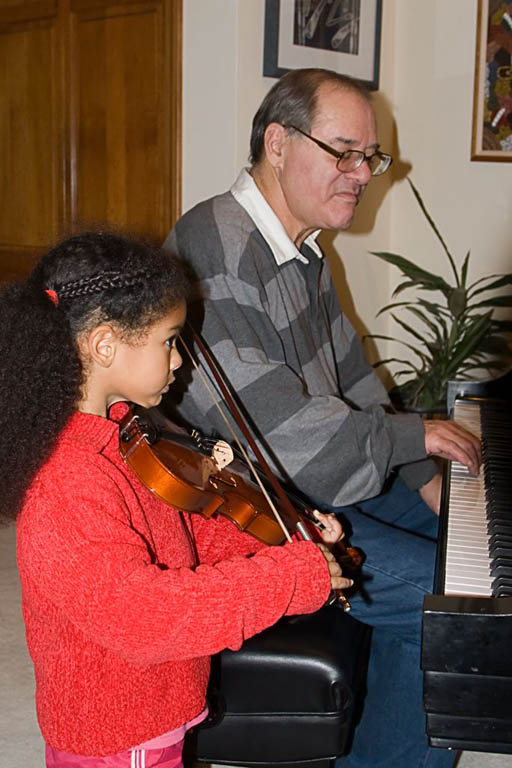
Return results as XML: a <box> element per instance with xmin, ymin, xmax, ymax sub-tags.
<box><xmin>181</xmin><ymin>0</ymin><xmax>238</xmax><ymax>209</ymax></box>
<box><xmin>182</xmin><ymin>0</ymin><xmax>512</xmax><ymax>383</ymax></box>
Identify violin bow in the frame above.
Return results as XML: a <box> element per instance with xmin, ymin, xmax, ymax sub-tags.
<box><xmin>180</xmin><ymin>323</ymin><xmax>351</xmax><ymax>611</ymax></box>
<box><xmin>179</xmin><ymin>331</ymin><xmax>294</xmax><ymax>542</ymax></box>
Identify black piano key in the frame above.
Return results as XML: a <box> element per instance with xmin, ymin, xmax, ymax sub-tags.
<box><xmin>488</xmin><ymin>527</ymin><xmax>512</xmax><ymax>542</ymax></box>
<box><xmin>494</xmin><ymin>584</ymin><xmax>512</xmax><ymax>597</ymax></box>
<box><xmin>488</xmin><ymin>517</ymin><xmax>512</xmax><ymax>529</ymax></box>
<box><xmin>487</xmin><ymin>506</ymin><xmax>511</xmax><ymax>519</ymax></box>
<box><xmin>485</xmin><ymin>464</ymin><xmax>511</xmax><ymax>475</ymax></box>
<box><xmin>486</xmin><ymin>462</ymin><xmax>512</xmax><ymax>472</ymax></box>
<box><xmin>487</xmin><ymin>500</ymin><xmax>511</xmax><ymax>510</ymax></box>
<box><xmin>487</xmin><ymin>501</ymin><xmax>511</xmax><ymax>513</ymax></box>
<box><xmin>487</xmin><ymin>480</ymin><xmax>512</xmax><ymax>502</ymax></box>
<box><xmin>491</xmin><ymin>564</ymin><xmax>512</xmax><ymax>578</ymax></box>
<box><xmin>483</xmin><ymin>459</ymin><xmax>511</xmax><ymax>467</ymax></box>
<box><xmin>490</xmin><ymin>545</ymin><xmax>512</xmax><ymax>560</ymax></box>
<box><xmin>491</xmin><ymin>561</ymin><xmax>512</xmax><ymax>576</ymax></box>
<box><xmin>487</xmin><ymin>502</ymin><xmax>511</xmax><ymax>511</ymax></box>
<box><xmin>488</xmin><ymin>528</ymin><xmax>512</xmax><ymax>539</ymax></box>
<box><xmin>485</xmin><ymin>479</ymin><xmax>511</xmax><ymax>488</ymax></box>
<box><xmin>490</xmin><ymin>547</ymin><xmax>512</xmax><ymax>560</ymax></box>
<box><xmin>492</xmin><ymin>576</ymin><xmax>512</xmax><ymax>596</ymax></box>
<box><xmin>484</xmin><ymin>464</ymin><xmax>511</xmax><ymax>473</ymax></box>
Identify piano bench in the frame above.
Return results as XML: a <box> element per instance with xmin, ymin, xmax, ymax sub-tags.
<box><xmin>184</xmin><ymin>606</ymin><xmax>371</xmax><ymax>768</ymax></box>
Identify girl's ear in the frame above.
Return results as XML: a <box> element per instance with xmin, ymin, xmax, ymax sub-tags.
<box><xmin>82</xmin><ymin>325</ymin><xmax>120</xmax><ymax>368</ymax></box>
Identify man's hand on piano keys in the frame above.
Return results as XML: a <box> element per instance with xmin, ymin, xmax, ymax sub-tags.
<box><xmin>423</xmin><ymin>419</ymin><xmax>482</xmax><ymax>476</ymax></box>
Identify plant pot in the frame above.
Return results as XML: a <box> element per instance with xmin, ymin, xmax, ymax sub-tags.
<box><xmin>388</xmin><ymin>386</ymin><xmax>447</xmax><ymax>420</ymax></box>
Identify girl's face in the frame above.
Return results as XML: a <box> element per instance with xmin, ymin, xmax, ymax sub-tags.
<box><xmin>107</xmin><ymin>301</ymin><xmax>187</xmax><ymax>410</ymax></box>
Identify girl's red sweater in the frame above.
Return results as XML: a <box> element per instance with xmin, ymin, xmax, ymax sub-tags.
<box><xmin>16</xmin><ymin>403</ymin><xmax>330</xmax><ymax>756</ymax></box>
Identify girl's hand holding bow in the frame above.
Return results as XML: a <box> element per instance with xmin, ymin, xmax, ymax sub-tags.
<box><xmin>313</xmin><ymin>510</ymin><xmax>344</xmax><ymax>545</ymax></box>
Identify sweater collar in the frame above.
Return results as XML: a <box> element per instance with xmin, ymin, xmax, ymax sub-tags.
<box><xmin>230</xmin><ymin>168</ymin><xmax>322</xmax><ymax>266</ymax></box>
<box><xmin>59</xmin><ymin>402</ymin><xmax>131</xmax><ymax>453</ymax></box>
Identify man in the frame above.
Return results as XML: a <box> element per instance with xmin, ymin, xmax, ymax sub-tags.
<box><xmin>164</xmin><ymin>69</ymin><xmax>479</xmax><ymax>768</ymax></box>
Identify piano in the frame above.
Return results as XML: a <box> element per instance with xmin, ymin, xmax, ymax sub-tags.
<box><xmin>421</xmin><ymin>370</ymin><xmax>512</xmax><ymax>754</ymax></box>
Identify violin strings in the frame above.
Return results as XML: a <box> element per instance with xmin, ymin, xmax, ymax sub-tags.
<box><xmin>178</xmin><ymin>336</ymin><xmax>293</xmax><ymax>543</ymax></box>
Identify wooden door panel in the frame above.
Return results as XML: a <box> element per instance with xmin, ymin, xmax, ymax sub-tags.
<box><xmin>0</xmin><ymin>3</ymin><xmax>62</xmax><ymax>277</ymax></box>
<box><xmin>70</xmin><ymin>0</ymin><xmax>172</xmax><ymax>242</ymax></box>
<box><xmin>0</xmin><ymin>0</ymin><xmax>180</xmax><ymax>280</ymax></box>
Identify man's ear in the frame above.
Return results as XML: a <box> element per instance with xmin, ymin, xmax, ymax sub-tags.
<box><xmin>82</xmin><ymin>325</ymin><xmax>119</xmax><ymax>368</ymax></box>
<box><xmin>264</xmin><ymin>122</ymin><xmax>289</xmax><ymax>170</ymax></box>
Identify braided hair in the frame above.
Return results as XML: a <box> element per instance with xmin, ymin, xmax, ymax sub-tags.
<box><xmin>0</xmin><ymin>231</ymin><xmax>189</xmax><ymax>521</ymax></box>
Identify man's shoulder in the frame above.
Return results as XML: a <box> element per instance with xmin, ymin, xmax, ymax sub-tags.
<box><xmin>165</xmin><ymin>188</ymin><xmax>266</xmax><ymax>276</ymax></box>
<box><xmin>176</xmin><ymin>185</ymin><xmax>264</xmax><ymax>239</ymax></box>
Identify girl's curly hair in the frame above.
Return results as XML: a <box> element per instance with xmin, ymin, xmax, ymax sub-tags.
<box><xmin>0</xmin><ymin>231</ymin><xmax>189</xmax><ymax>522</ymax></box>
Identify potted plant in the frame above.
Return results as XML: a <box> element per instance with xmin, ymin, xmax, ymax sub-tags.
<box><xmin>366</xmin><ymin>179</ymin><xmax>512</xmax><ymax>413</ymax></box>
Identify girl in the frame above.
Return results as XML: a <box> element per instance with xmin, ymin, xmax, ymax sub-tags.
<box><xmin>0</xmin><ymin>232</ymin><xmax>348</xmax><ymax>768</ymax></box>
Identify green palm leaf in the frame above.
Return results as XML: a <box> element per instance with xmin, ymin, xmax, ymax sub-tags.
<box><xmin>375</xmin><ymin>301</ymin><xmax>413</xmax><ymax>318</ymax></box>
<box><xmin>471</xmin><ymin>295</ymin><xmax>512</xmax><ymax>308</ymax></box>
<box><xmin>448</xmin><ymin>313</ymin><xmax>492</xmax><ymax>373</ymax></box>
<box><xmin>460</xmin><ymin>251</ymin><xmax>470</xmax><ymax>288</ymax></box>
<box><xmin>468</xmin><ymin>274</ymin><xmax>512</xmax><ymax>297</ymax></box>
<box><xmin>370</xmin><ymin>251</ymin><xmax>452</xmax><ymax>294</ymax></box>
<box><xmin>406</xmin><ymin>178</ymin><xmax>459</xmax><ymax>284</ymax></box>
<box><xmin>404</xmin><ymin>306</ymin><xmax>442</xmax><ymax>336</ymax></box>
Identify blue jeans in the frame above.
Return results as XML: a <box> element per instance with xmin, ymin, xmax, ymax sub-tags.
<box><xmin>319</xmin><ymin>476</ymin><xmax>456</xmax><ymax>768</ymax></box>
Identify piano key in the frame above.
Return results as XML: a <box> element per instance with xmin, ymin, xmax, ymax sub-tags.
<box><xmin>444</xmin><ymin>401</ymin><xmax>494</xmax><ymax>596</ymax></box>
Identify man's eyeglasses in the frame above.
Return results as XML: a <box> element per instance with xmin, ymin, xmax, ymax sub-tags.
<box><xmin>285</xmin><ymin>125</ymin><xmax>392</xmax><ymax>177</ymax></box>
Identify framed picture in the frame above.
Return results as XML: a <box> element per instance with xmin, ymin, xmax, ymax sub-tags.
<box><xmin>471</xmin><ymin>0</ymin><xmax>512</xmax><ymax>161</ymax></box>
<box><xmin>263</xmin><ymin>0</ymin><xmax>382</xmax><ymax>91</ymax></box>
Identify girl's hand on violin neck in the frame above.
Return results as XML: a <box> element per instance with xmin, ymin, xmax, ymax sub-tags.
<box><xmin>313</xmin><ymin>510</ymin><xmax>344</xmax><ymax>545</ymax></box>
<box><xmin>316</xmin><ymin>543</ymin><xmax>353</xmax><ymax>591</ymax></box>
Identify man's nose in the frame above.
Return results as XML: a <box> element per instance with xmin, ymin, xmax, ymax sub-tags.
<box><xmin>349</xmin><ymin>159</ymin><xmax>372</xmax><ymax>184</ymax></box>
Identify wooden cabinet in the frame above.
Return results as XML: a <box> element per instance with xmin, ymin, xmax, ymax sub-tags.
<box><xmin>0</xmin><ymin>0</ymin><xmax>181</xmax><ymax>280</ymax></box>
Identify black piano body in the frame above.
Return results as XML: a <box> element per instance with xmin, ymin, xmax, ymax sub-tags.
<box><xmin>422</xmin><ymin>369</ymin><xmax>512</xmax><ymax>754</ymax></box>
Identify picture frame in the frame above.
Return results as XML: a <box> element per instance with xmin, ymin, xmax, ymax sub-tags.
<box><xmin>263</xmin><ymin>0</ymin><xmax>382</xmax><ymax>91</ymax></box>
<box><xmin>471</xmin><ymin>0</ymin><xmax>512</xmax><ymax>162</ymax></box>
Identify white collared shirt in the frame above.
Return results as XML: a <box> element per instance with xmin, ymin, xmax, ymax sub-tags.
<box><xmin>230</xmin><ymin>168</ymin><xmax>323</xmax><ymax>266</ymax></box>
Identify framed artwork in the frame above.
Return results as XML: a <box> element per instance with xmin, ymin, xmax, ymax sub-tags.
<box><xmin>471</xmin><ymin>0</ymin><xmax>512</xmax><ymax>161</ymax></box>
<box><xmin>263</xmin><ymin>0</ymin><xmax>382</xmax><ymax>91</ymax></box>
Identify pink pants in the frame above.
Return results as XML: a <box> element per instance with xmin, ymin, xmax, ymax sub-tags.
<box><xmin>45</xmin><ymin>739</ymin><xmax>184</xmax><ymax>768</ymax></box>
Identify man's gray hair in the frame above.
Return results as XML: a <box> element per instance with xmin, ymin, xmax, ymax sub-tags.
<box><xmin>249</xmin><ymin>68</ymin><xmax>370</xmax><ymax>166</ymax></box>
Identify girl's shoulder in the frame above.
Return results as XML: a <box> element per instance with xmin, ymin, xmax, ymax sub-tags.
<box><xmin>30</xmin><ymin>411</ymin><xmax>128</xmax><ymax>500</ymax></box>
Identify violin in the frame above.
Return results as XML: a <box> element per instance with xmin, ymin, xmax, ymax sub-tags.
<box><xmin>119</xmin><ymin>407</ymin><xmax>363</xmax><ymax>608</ymax></box>
<box><xmin>120</xmin><ymin>407</ymin><xmax>287</xmax><ymax>545</ymax></box>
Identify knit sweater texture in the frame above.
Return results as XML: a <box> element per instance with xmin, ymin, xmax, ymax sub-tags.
<box><xmin>164</xmin><ymin>173</ymin><xmax>437</xmax><ymax>507</ymax></box>
<box><xmin>16</xmin><ymin>403</ymin><xmax>330</xmax><ymax>756</ymax></box>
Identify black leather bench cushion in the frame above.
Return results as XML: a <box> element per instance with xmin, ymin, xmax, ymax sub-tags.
<box><xmin>187</xmin><ymin>606</ymin><xmax>371</xmax><ymax>766</ymax></box>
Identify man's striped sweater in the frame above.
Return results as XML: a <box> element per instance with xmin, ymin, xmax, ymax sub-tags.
<box><xmin>165</xmin><ymin>170</ymin><xmax>436</xmax><ymax>508</ymax></box>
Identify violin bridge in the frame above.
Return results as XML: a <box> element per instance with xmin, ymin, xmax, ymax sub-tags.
<box><xmin>211</xmin><ymin>440</ymin><xmax>234</xmax><ymax>471</ymax></box>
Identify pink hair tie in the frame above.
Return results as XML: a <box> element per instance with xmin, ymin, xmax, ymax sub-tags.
<box><xmin>45</xmin><ymin>289</ymin><xmax>59</xmax><ymax>307</ymax></box>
